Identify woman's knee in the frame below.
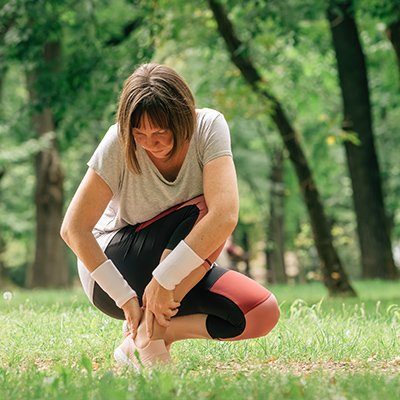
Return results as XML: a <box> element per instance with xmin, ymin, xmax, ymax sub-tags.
<box><xmin>206</xmin><ymin>268</ymin><xmax>280</xmax><ymax>340</ymax></box>
<box><xmin>222</xmin><ymin>293</ymin><xmax>280</xmax><ymax>341</ymax></box>
<box><xmin>247</xmin><ymin>293</ymin><xmax>280</xmax><ymax>338</ymax></box>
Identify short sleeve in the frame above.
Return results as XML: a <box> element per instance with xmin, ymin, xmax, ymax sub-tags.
<box><xmin>87</xmin><ymin>124</ymin><xmax>123</xmax><ymax>196</ymax></box>
<box><xmin>202</xmin><ymin>113</ymin><xmax>233</xmax><ymax>167</ymax></box>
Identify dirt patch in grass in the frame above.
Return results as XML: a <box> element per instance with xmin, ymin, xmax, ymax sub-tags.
<box><xmin>212</xmin><ymin>357</ymin><xmax>400</xmax><ymax>376</ymax></box>
<box><xmin>6</xmin><ymin>356</ymin><xmax>400</xmax><ymax>378</ymax></box>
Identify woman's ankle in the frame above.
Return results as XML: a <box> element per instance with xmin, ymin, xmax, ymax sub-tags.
<box><xmin>134</xmin><ymin>322</ymin><xmax>171</xmax><ymax>348</ymax></box>
<box><xmin>134</xmin><ymin>323</ymin><xmax>150</xmax><ymax>348</ymax></box>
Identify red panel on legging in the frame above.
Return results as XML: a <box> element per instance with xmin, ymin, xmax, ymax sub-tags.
<box><xmin>209</xmin><ymin>270</ymin><xmax>271</xmax><ymax>314</ymax></box>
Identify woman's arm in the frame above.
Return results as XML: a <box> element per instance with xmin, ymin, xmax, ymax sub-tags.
<box><xmin>61</xmin><ymin>167</ymin><xmax>138</xmax><ymax>308</ymax></box>
<box><xmin>142</xmin><ymin>167</ymin><xmax>240</xmax><ymax>334</ymax></box>
<box><xmin>60</xmin><ymin>167</ymin><xmax>113</xmax><ymax>271</ymax></box>
<box><xmin>184</xmin><ymin>155</ymin><xmax>239</xmax><ymax>258</ymax></box>
<box><xmin>152</xmin><ymin>153</ymin><xmax>239</xmax><ymax>302</ymax></box>
<box><xmin>151</xmin><ymin>155</ymin><xmax>239</xmax><ymax>290</ymax></box>
<box><xmin>144</xmin><ymin>156</ymin><xmax>238</xmax><ymax>335</ymax></box>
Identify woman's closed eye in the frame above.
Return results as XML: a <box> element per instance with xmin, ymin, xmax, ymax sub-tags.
<box><xmin>133</xmin><ymin>129</ymin><xmax>168</xmax><ymax>137</ymax></box>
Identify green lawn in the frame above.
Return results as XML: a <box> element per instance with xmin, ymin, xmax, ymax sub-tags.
<box><xmin>0</xmin><ymin>280</ymin><xmax>399</xmax><ymax>399</ymax></box>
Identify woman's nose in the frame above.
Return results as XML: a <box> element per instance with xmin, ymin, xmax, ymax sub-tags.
<box><xmin>149</xmin><ymin>136</ymin><xmax>159</xmax><ymax>147</ymax></box>
<box><xmin>145</xmin><ymin>135</ymin><xmax>158</xmax><ymax>148</ymax></box>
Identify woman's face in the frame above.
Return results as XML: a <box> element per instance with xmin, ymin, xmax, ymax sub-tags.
<box><xmin>133</xmin><ymin>113</ymin><xmax>174</xmax><ymax>160</ymax></box>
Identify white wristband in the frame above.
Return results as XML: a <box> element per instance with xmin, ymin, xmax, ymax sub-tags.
<box><xmin>90</xmin><ymin>259</ymin><xmax>137</xmax><ymax>308</ymax></box>
<box><xmin>152</xmin><ymin>240</ymin><xmax>204</xmax><ymax>290</ymax></box>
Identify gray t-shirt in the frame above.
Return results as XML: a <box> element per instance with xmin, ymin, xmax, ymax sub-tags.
<box><xmin>86</xmin><ymin>107</ymin><xmax>232</xmax><ymax>251</ymax></box>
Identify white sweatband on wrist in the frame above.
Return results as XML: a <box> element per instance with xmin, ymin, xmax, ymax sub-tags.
<box><xmin>90</xmin><ymin>259</ymin><xmax>137</xmax><ymax>308</ymax></box>
<box><xmin>152</xmin><ymin>240</ymin><xmax>204</xmax><ymax>290</ymax></box>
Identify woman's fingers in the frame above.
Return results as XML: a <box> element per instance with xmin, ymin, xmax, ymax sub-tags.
<box><xmin>171</xmin><ymin>301</ymin><xmax>181</xmax><ymax>308</ymax></box>
<box><xmin>131</xmin><ymin>318</ymin><xmax>140</xmax><ymax>336</ymax></box>
<box><xmin>142</xmin><ymin>291</ymin><xmax>147</xmax><ymax>307</ymax></box>
<box><xmin>131</xmin><ymin>323</ymin><xmax>138</xmax><ymax>339</ymax></box>
<box><xmin>155</xmin><ymin>313</ymin><xmax>171</xmax><ymax>328</ymax></box>
<box><xmin>165</xmin><ymin>308</ymin><xmax>179</xmax><ymax>317</ymax></box>
<box><xmin>145</xmin><ymin>308</ymin><xmax>154</xmax><ymax>338</ymax></box>
<box><xmin>142</xmin><ymin>292</ymin><xmax>179</xmax><ymax>333</ymax></box>
<box><xmin>123</xmin><ymin>301</ymin><xmax>143</xmax><ymax>339</ymax></box>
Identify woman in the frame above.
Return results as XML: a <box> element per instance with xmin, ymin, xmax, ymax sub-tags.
<box><xmin>60</xmin><ymin>63</ymin><xmax>280</xmax><ymax>371</ymax></box>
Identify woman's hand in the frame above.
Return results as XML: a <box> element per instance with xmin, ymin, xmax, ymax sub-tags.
<box><xmin>120</xmin><ymin>296</ymin><xmax>143</xmax><ymax>339</ymax></box>
<box><xmin>142</xmin><ymin>277</ymin><xmax>180</xmax><ymax>338</ymax></box>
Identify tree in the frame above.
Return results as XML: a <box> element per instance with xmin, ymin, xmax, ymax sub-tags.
<box><xmin>327</xmin><ymin>0</ymin><xmax>397</xmax><ymax>279</ymax></box>
<box><xmin>207</xmin><ymin>0</ymin><xmax>356</xmax><ymax>296</ymax></box>
<box><xmin>358</xmin><ymin>0</ymin><xmax>400</xmax><ymax>76</ymax></box>
<box><xmin>266</xmin><ymin>148</ymin><xmax>287</xmax><ymax>284</ymax></box>
<box><xmin>387</xmin><ymin>20</ymin><xmax>400</xmax><ymax>73</ymax></box>
<box><xmin>2</xmin><ymin>0</ymin><xmax>156</xmax><ymax>287</ymax></box>
<box><xmin>22</xmin><ymin>3</ymin><xmax>68</xmax><ymax>287</ymax></box>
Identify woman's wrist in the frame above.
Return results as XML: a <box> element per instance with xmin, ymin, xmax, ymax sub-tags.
<box><xmin>120</xmin><ymin>295</ymin><xmax>139</xmax><ymax>309</ymax></box>
<box><xmin>90</xmin><ymin>259</ymin><xmax>137</xmax><ymax>308</ymax></box>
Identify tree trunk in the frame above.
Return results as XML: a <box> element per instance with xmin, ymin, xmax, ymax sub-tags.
<box><xmin>0</xmin><ymin>168</ymin><xmax>6</xmax><ymax>287</ymax></box>
<box><xmin>242</xmin><ymin>230</ymin><xmax>252</xmax><ymax>279</ymax></box>
<box><xmin>25</xmin><ymin>41</ymin><xmax>69</xmax><ymax>288</ymax></box>
<box><xmin>0</xmin><ymin>235</ymin><xmax>6</xmax><ymax>287</ymax></box>
<box><xmin>0</xmin><ymin>8</ymin><xmax>15</xmax><ymax>114</ymax></box>
<box><xmin>0</xmin><ymin>32</ymin><xmax>8</xmax><ymax>284</ymax></box>
<box><xmin>0</xmin><ymin>66</ymin><xmax>5</xmax><ymax>113</ymax></box>
<box><xmin>266</xmin><ymin>148</ymin><xmax>287</xmax><ymax>284</ymax></box>
<box><xmin>327</xmin><ymin>1</ymin><xmax>397</xmax><ymax>280</ymax></box>
<box><xmin>0</xmin><ymin>21</ymin><xmax>9</xmax><ymax>286</ymax></box>
<box><xmin>386</xmin><ymin>20</ymin><xmax>400</xmax><ymax>75</ymax></box>
<box><xmin>207</xmin><ymin>0</ymin><xmax>356</xmax><ymax>296</ymax></box>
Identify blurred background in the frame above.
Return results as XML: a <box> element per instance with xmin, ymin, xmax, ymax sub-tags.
<box><xmin>0</xmin><ymin>0</ymin><xmax>399</xmax><ymax>297</ymax></box>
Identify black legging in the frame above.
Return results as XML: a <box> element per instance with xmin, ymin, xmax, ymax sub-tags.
<box><xmin>91</xmin><ymin>195</ymin><xmax>280</xmax><ymax>340</ymax></box>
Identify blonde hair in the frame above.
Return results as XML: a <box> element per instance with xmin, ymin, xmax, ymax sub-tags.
<box><xmin>116</xmin><ymin>63</ymin><xmax>196</xmax><ymax>174</ymax></box>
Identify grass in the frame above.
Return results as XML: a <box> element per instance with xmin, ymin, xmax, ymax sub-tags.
<box><xmin>0</xmin><ymin>280</ymin><xmax>399</xmax><ymax>399</ymax></box>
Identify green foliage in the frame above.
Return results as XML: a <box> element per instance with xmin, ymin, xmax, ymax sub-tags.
<box><xmin>356</xmin><ymin>0</ymin><xmax>400</xmax><ymax>24</ymax></box>
<box><xmin>1</xmin><ymin>0</ymin><xmax>399</xmax><ymax>282</ymax></box>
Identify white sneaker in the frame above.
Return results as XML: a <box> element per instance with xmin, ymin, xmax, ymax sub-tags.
<box><xmin>113</xmin><ymin>333</ymin><xmax>141</xmax><ymax>371</ymax></box>
<box><xmin>113</xmin><ymin>333</ymin><xmax>171</xmax><ymax>370</ymax></box>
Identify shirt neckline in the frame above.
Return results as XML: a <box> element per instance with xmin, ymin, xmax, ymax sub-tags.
<box><xmin>140</xmin><ymin>136</ymin><xmax>194</xmax><ymax>185</ymax></box>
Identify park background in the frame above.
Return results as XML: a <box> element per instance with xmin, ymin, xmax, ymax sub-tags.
<box><xmin>0</xmin><ymin>0</ymin><xmax>400</xmax><ymax>399</ymax></box>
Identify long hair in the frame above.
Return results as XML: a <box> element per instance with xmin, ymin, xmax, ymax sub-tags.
<box><xmin>116</xmin><ymin>63</ymin><xmax>196</xmax><ymax>174</ymax></box>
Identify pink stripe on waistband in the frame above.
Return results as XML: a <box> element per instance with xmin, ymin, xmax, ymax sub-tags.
<box><xmin>133</xmin><ymin>194</ymin><xmax>225</xmax><ymax>271</ymax></box>
<box><xmin>135</xmin><ymin>195</ymin><xmax>205</xmax><ymax>233</ymax></box>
